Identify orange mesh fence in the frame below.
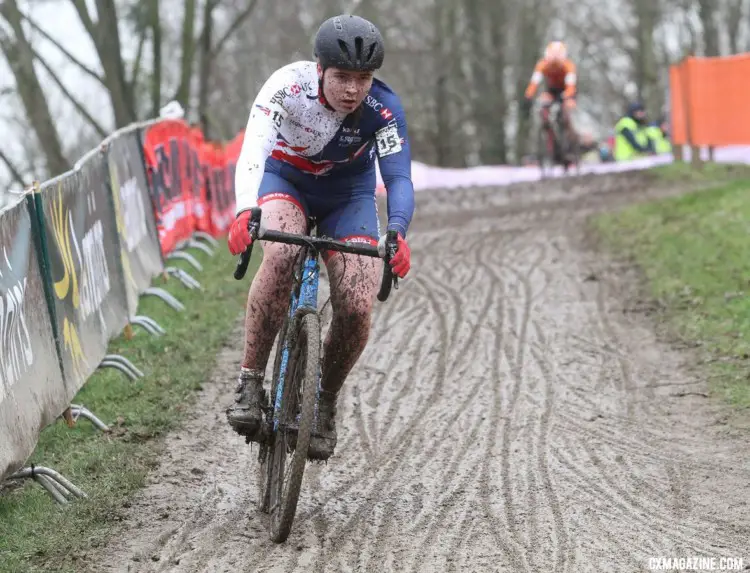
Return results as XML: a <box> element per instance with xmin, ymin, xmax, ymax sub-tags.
<box><xmin>670</xmin><ymin>53</ymin><xmax>750</xmax><ymax>146</ymax></box>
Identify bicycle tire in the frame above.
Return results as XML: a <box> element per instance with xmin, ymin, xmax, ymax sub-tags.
<box><xmin>537</xmin><ymin>124</ymin><xmax>554</xmax><ymax>179</ymax></box>
<box><xmin>256</xmin><ymin>314</ymin><xmax>290</xmax><ymax>514</ymax></box>
<box><xmin>258</xmin><ymin>250</ymin><xmax>307</xmax><ymax>514</ymax></box>
<box><xmin>268</xmin><ymin>312</ymin><xmax>320</xmax><ymax>543</ymax></box>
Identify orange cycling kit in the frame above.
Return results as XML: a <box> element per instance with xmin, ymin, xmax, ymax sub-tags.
<box><xmin>523</xmin><ymin>42</ymin><xmax>577</xmax><ymax>118</ymax></box>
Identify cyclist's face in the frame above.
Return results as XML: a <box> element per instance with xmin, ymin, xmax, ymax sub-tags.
<box><xmin>319</xmin><ymin>65</ymin><xmax>374</xmax><ymax>113</ymax></box>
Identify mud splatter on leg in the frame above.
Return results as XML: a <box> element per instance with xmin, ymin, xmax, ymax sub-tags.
<box><xmin>242</xmin><ymin>201</ymin><xmax>306</xmax><ymax>371</ymax></box>
<box><xmin>320</xmin><ymin>251</ymin><xmax>379</xmax><ymax>393</ymax></box>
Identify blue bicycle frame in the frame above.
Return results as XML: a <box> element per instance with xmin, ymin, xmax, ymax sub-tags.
<box><xmin>272</xmin><ymin>251</ymin><xmax>320</xmax><ymax>432</ymax></box>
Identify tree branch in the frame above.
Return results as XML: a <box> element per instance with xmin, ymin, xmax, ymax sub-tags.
<box><xmin>128</xmin><ymin>24</ymin><xmax>147</xmax><ymax>102</ymax></box>
<box><xmin>209</xmin><ymin>0</ymin><xmax>259</xmax><ymax>59</ymax></box>
<box><xmin>173</xmin><ymin>0</ymin><xmax>197</xmax><ymax>108</ymax></box>
<box><xmin>150</xmin><ymin>1</ymin><xmax>162</xmax><ymax>118</ymax></box>
<box><xmin>30</xmin><ymin>45</ymin><xmax>109</xmax><ymax>137</ymax></box>
<box><xmin>69</xmin><ymin>0</ymin><xmax>97</xmax><ymax>39</ymax></box>
<box><xmin>0</xmin><ymin>147</ymin><xmax>27</xmax><ymax>187</ymax></box>
<box><xmin>20</xmin><ymin>13</ymin><xmax>107</xmax><ymax>86</ymax></box>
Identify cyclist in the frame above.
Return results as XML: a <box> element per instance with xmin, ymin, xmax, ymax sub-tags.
<box><xmin>225</xmin><ymin>14</ymin><xmax>414</xmax><ymax>461</ymax></box>
<box><xmin>522</xmin><ymin>41</ymin><xmax>578</xmax><ymax>156</ymax></box>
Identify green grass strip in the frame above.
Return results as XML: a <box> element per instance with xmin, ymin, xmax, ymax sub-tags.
<box><xmin>0</xmin><ymin>245</ymin><xmax>256</xmax><ymax>573</ymax></box>
<box><xmin>592</xmin><ymin>167</ymin><xmax>750</xmax><ymax>409</ymax></box>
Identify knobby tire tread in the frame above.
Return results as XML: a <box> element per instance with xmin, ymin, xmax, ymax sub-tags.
<box><xmin>269</xmin><ymin>312</ymin><xmax>320</xmax><ymax>543</ymax></box>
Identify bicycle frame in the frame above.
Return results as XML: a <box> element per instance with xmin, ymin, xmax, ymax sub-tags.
<box><xmin>272</xmin><ymin>234</ymin><xmax>321</xmax><ymax>433</ymax></box>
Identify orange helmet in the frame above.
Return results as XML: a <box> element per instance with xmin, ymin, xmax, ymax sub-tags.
<box><xmin>544</xmin><ymin>41</ymin><xmax>567</xmax><ymax>62</ymax></box>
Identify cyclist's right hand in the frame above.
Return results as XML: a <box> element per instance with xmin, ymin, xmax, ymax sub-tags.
<box><xmin>228</xmin><ymin>209</ymin><xmax>254</xmax><ymax>255</ymax></box>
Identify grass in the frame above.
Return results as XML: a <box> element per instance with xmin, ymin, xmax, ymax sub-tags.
<box><xmin>645</xmin><ymin>161</ymin><xmax>750</xmax><ymax>183</ymax></box>
<box><xmin>0</xmin><ymin>242</ymin><xmax>257</xmax><ymax>573</ymax></box>
<box><xmin>592</xmin><ymin>164</ymin><xmax>750</xmax><ymax>409</ymax></box>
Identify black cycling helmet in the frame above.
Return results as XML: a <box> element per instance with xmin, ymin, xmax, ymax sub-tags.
<box><xmin>314</xmin><ymin>14</ymin><xmax>385</xmax><ymax>72</ymax></box>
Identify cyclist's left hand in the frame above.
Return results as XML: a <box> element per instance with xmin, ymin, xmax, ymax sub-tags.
<box><xmin>390</xmin><ymin>233</ymin><xmax>411</xmax><ymax>278</ymax></box>
<box><xmin>563</xmin><ymin>98</ymin><xmax>576</xmax><ymax>110</ymax></box>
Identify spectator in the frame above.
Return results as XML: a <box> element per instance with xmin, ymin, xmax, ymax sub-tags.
<box><xmin>645</xmin><ymin>116</ymin><xmax>672</xmax><ymax>154</ymax></box>
<box><xmin>613</xmin><ymin>102</ymin><xmax>654</xmax><ymax>161</ymax></box>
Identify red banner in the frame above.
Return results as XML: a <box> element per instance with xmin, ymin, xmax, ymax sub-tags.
<box><xmin>142</xmin><ymin>120</ymin><xmax>193</xmax><ymax>255</ymax></box>
<box><xmin>141</xmin><ymin>122</ymin><xmax>242</xmax><ymax>255</ymax></box>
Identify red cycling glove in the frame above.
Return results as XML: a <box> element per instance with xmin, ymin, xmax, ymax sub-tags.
<box><xmin>389</xmin><ymin>233</ymin><xmax>411</xmax><ymax>278</ymax></box>
<box><xmin>228</xmin><ymin>210</ymin><xmax>253</xmax><ymax>255</ymax></box>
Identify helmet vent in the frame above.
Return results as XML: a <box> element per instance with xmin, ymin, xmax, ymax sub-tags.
<box><xmin>337</xmin><ymin>39</ymin><xmax>351</xmax><ymax>60</ymax></box>
<box><xmin>354</xmin><ymin>36</ymin><xmax>364</xmax><ymax>65</ymax></box>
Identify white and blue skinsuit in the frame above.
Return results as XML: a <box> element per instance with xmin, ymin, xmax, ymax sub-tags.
<box><xmin>234</xmin><ymin>60</ymin><xmax>415</xmax><ymax>245</ymax></box>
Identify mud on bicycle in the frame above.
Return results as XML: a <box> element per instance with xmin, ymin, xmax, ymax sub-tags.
<box><xmin>232</xmin><ymin>207</ymin><xmax>400</xmax><ymax>543</ymax></box>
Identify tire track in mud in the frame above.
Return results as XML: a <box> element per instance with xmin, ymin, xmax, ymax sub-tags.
<box><xmin>87</xmin><ymin>177</ymin><xmax>750</xmax><ymax>573</ymax></box>
<box><xmin>530</xmin><ymin>327</ymin><xmax>571</xmax><ymax>573</ymax></box>
<box><xmin>550</xmin><ymin>435</ymin><xmax>746</xmax><ymax>559</ymax></box>
<box><xmin>495</xmin><ymin>240</ymin><xmax>547</xmax><ymax>572</ymax></box>
<box><xmin>473</xmin><ymin>234</ymin><xmax>531</xmax><ymax>573</ymax></box>
<box><xmin>275</xmin><ymin>275</ymin><xmax>453</xmax><ymax>571</ymax></box>
<box><xmin>308</xmin><ymin>269</ymin><xmax>476</xmax><ymax>568</ymax></box>
<box><xmin>310</xmin><ymin>231</ymin><xmax>515</xmax><ymax>570</ymax></box>
<box><xmin>401</xmin><ymin>231</ymin><xmax>527</xmax><ymax>570</ymax></box>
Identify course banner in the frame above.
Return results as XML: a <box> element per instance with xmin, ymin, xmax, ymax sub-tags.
<box><xmin>0</xmin><ymin>196</ymin><xmax>67</xmax><ymax>480</ymax></box>
<box><xmin>141</xmin><ymin>119</ymin><xmax>194</xmax><ymax>254</ymax></box>
<box><xmin>37</xmin><ymin>155</ymin><xmax>130</xmax><ymax>392</ymax></box>
<box><xmin>106</xmin><ymin>130</ymin><xmax>165</xmax><ymax>317</ymax></box>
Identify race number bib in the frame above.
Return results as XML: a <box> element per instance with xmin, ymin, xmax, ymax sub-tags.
<box><xmin>375</xmin><ymin>126</ymin><xmax>402</xmax><ymax>157</ymax></box>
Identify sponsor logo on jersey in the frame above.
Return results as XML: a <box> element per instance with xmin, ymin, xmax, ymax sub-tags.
<box><xmin>270</xmin><ymin>81</ymin><xmax>313</xmax><ymax>105</ymax></box>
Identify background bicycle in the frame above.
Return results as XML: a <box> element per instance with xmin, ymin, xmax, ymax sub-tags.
<box><xmin>536</xmin><ymin>101</ymin><xmax>581</xmax><ymax>178</ymax></box>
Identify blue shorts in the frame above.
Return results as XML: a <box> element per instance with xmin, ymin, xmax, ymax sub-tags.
<box><xmin>257</xmin><ymin>158</ymin><xmax>380</xmax><ymax>246</ymax></box>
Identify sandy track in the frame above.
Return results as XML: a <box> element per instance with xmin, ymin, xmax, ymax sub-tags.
<box><xmin>90</xmin><ymin>174</ymin><xmax>750</xmax><ymax>573</ymax></box>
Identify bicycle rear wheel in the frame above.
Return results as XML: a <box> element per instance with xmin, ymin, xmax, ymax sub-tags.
<box><xmin>267</xmin><ymin>312</ymin><xmax>320</xmax><ymax>543</ymax></box>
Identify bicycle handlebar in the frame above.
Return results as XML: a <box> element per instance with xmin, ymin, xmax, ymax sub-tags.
<box><xmin>233</xmin><ymin>208</ymin><xmax>398</xmax><ymax>302</ymax></box>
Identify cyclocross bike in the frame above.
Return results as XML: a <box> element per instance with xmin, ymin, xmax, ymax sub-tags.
<box><xmin>233</xmin><ymin>208</ymin><xmax>399</xmax><ymax>543</ymax></box>
<box><xmin>536</xmin><ymin>100</ymin><xmax>581</xmax><ymax>178</ymax></box>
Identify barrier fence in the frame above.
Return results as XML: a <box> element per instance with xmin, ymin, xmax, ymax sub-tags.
<box><xmin>669</xmin><ymin>52</ymin><xmax>750</xmax><ymax>160</ymax></box>
<box><xmin>0</xmin><ymin>117</ymin><xmax>242</xmax><ymax>499</ymax></box>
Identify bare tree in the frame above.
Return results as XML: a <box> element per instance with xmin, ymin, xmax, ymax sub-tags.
<box><xmin>0</xmin><ymin>0</ymin><xmax>69</xmax><ymax>176</ymax></box>
<box><xmin>697</xmin><ymin>0</ymin><xmax>720</xmax><ymax>55</ymax></box>
<box><xmin>3</xmin><ymin>0</ymin><xmax>719</xmax><ymax>184</ymax></box>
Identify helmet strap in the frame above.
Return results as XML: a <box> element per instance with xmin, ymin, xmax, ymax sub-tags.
<box><xmin>318</xmin><ymin>69</ymin><xmax>336</xmax><ymax>111</ymax></box>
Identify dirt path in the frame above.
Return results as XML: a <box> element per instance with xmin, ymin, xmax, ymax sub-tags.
<box><xmin>90</xmin><ymin>174</ymin><xmax>750</xmax><ymax>573</ymax></box>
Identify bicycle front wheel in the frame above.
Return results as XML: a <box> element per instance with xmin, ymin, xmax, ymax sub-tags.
<box><xmin>257</xmin><ymin>313</ymin><xmax>290</xmax><ymax>515</ymax></box>
<box><xmin>268</xmin><ymin>312</ymin><xmax>320</xmax><ymax>543</ymax></box>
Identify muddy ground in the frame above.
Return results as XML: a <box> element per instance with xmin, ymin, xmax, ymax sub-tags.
<box><xmin>88</xmin><ymin>173</ymin><xmax>750</xmax><ymax>572</ymax></box>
